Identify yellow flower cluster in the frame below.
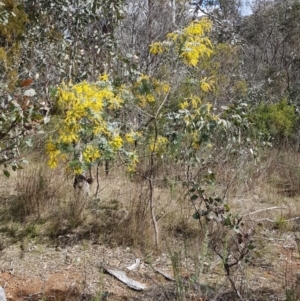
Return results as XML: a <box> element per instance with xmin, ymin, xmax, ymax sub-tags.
<box><xmin>127</xmin><ymin>151</ymin><xmax>139</xmax><ymax>173</ymax></box>
<box><xmin>179</xmin><ymin>96</ymin><xmax>202</xmax><ymax>110</ymax></box>
<box><xmin>83</xmin><ymin>145</ymin><xmax>101</xmax><ymax>163</ymax></box>
<box><xmin>183</xmin><ymin>19</ymin><xmax>212</xmax><ymax>36</ymax></box>
<box><xmin>206</xmin><ymin>103</ymin><xmax>213</xmax><ymax>112</ymax></box>
<box><xmin>46</xmin><ymin>142</ymin><xmax>61</xmax><ymax>168</ymax></box>
<box><xmin>46</xmin><ymin>77</ymin><xmax>130</xmax><ymax>173</ymax></box>
<box><xmin>191</xmin><ymin>132</ymin><xmax>201</xmax><ymax>149</ymax></box>
<box><xmin>154</xmin><ymin>18</ymin><xmax>214</xmax><ymax>67</ymax></box>
<box><xmin>191</xmin><ymin>96</ymin><xmax>202</xmax><ymax>108</ymax></box>
<box><xmin>108</xmin><ymin>95</ymin><xmax>124</xmax><ymax>110</ymax></box>
<box><xmin>180</xmin><ymin>36</ymin><xmax>213</xmax><ymax>67</ymax></box>
<box><xmin>99</xmin><ymin>73</ymin><xmax>109</xmax><ymax>81</ymax></box>
<box><xmin>149</xmin><ymin>136</ymin><xmax>169</xmax><ymax>154</ymax></box>
<box><xmin>179</xmin><ymin>101</ymin><xmax>189</xmax><ymax>110</ymax></box>
<box><xmin>125</xmin><ymin>130</ymin><xmax>142</xmax><ymax>144</ymax></box>
<box><xmin>109</xmin><ymin>134</ymin><xmax>123</xmax><ymax>150</ymax></box>
<box><xmin>93</xmin><ymin>119</ymin><xmax>109</xmax><ymax>136</ymax></box>
<box><xmin>200</xmin><ymin>77</ymin><xmax>215</xmax><ymax>93</ymax></box>
<box><xmin>57</xmin><ymin>81</ymin><xmax>120</xmax><ymax>144</ymax></box>
<box><xmin>149</xmin><ymin>42</ymin><xmax>164</xmax><ymax>55</ymax></box>
<box><xmin>73</xmin><ymin>165</ymin><xmax>84</xmax><ymax>175</ymax></box>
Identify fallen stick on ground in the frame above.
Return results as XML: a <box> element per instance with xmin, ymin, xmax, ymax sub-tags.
<box><xmin>100</xmin><ymin>264</ymin><xmax>147</xmax><ymax>291</ymax></box>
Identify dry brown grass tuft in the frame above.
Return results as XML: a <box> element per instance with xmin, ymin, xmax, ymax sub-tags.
<box><xmin>1</xmin><ymin>162</ymin><xmax>69</xmax><ymax>221</ymax></box>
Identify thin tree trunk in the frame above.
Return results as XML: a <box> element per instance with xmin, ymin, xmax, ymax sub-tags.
<box><xmin>94</xmin><ymin>162</ymin><xmax>100</xmax><ymax>198</ymax></box>
<box><xmin>148</xmin><ymin>176</ymin><xmax>159</xmax><ymax>249</ymax></box>
<box><xmin>170</xmin><ymin>0</ymin><xmax>176</xmax><ymax>27</ymax></box>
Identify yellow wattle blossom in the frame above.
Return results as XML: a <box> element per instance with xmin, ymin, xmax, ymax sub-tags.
<box><xmin>162</xmin><ymin>83</ymin><xmax>170</xmax><ymax>93</ymax></box>
<box><xmin>74</xmin><ymin>167</ymin><xmax>84</xmax><ymax>175</ymax></box>
<box><xmin>166</xmin><ymin>32</ymin><xmax>179</xmax><ymax>41</ymax></box>
<box><xmin>180</xmin><ymin>38</ymin><xmax>213</xmax><ymax>67</ymax></box>
<box><xmin>138</xmin><ymin>97</ymin><xmax>147</xmax><ymax>108</ymax></box>
<box><xmin>191</xmin><ymin>96</ymin><xmax>201</xmax><ymax>108</ymax></box>
<box><xmin>200</xmin><ymin>77</ymin><xmax>215</xmax><ymax>93</ymax></box>
<box><xmin>46</xmin><ymin>79</ymin><xmax>130</xmax><ymax>173</ymax></box>
<box><xmin>149</xmin><ymin>136</ymin><xmax>169</xmax><ymax>154</ymax></box>
<box><xmin>46</xmin><ymin>141</ymin><xmax>56</xmax><ymax>152</ymax></box>
<box><xmin>125</xmin><ymin>134</ymin><xmax>135</xmax><ymax>143</ymax></box>
<box><xmin>206</xmin><ymin>103</ymin><xmax>213</xmax><ymax>112</ymax></box>
<box><xmin>200</xmin><ymin>82</ymin><xmax>211</xmax><ymax>92</ymax></box>
<box><xmin>58</xmin><ymin>130</ymin><xmax>79</xmax><ymax>144</ymax></box>
<box><xmin>154</xmin><ymin>18</ymin><xmax>213</xmax><ymax>67</ymax></box>
<box><xmin>125</xmin><ymin>130</ymin><xmax>142</xmax><ymax>144</ymax></box>
<box><xmin>179</xmin><ymin>101</ymin><xmax>189</xmax><ymax>110</ymax></box>
<box><xmin>108</xmin><ymin>96</ymin><xmax>124</xmax><ymax>110</ymax></box>
<box><xmin>191</xmin><ymin>132</ymin><xmax>200</xmax><ymax>149</ymax></box>
<box><xmin>48</xmin><ymin>156</ymin><xmax>59</xmax><ymax>169</ymax></box>
<box><xmin>99</xmin><ymin>73</ymin><xmax>109</xmax><ymax>81</ymax></box>
<box><xmin>127</xmin><ymin>151</ymin><xmax>139</xmax><ymax>173</ymax></box>
<box><xmin>146</xmin><ymin>94</ymin><xmax>155</xmax><ymax>103</ymax></box>
<box><xmin>83</xmin><ymin>145</ymin><xmax>101</xmax><ymax>163</ymax></box>
<box><xmin>181</xmin><ymin>49</ymin><xmax>198</xmax><ymax>67</ymax></box>
<box><xmin>56</xmin><ymin>81</ymin><xmax>122</xmax><ymax>145</ymax></box>
<box><xmin>149</xmin><ymin>42</ymin><xmax>164</xmax><ymax>55</ymax></box>
<box><xmin>134</xmin><ymin>75</ymin><xmax>170</xmax><ymax>108</ymax></box>
<box><xmin>109</xmin><ymin>134</ymin><xmax>123</xmax><ymax>150</ymax></box>
<box><xmin>46</xmin><ymin>142</ymin><xmax>61</xmax><ymax>169</ymax></box>
<box><xmin>93</xmin><ymin>120</ymin><xmax>109</xmax><ymax>135</ymax></box>
<box><xmin>183</xmin><ymin>19</ymin><xmax>212</xmax><ymax>36</ymax></box>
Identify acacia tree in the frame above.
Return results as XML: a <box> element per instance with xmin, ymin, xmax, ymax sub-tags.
<box><xmin>147</xmin><ymin>17</ymin><xmax>258</xmax><ymax>299</ymax></box>
<box><xmin>46</xmin><ymin>17</ymin><xmax>215</xmax><ymax>235</ymax></box>
<box><xmin>46</xmin><ymin>17</ymin><xmax>256</xmax><ymax>252</ymax></box>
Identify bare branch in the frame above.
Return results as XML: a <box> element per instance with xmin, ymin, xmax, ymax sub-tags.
<box><xmin>242</xmin><ymin>206</ymin><xmax>287</xmax><ymax>217</ymax></box>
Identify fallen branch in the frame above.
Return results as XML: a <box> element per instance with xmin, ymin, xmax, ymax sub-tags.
<box><xmin>287</xmin><ymin>216</ymin><xmax>300</xmax><ymax>222</ymax></box>
<box><xmin>100</xmin><ymin>264</ymin><xmax>147</xmax><ymax>291</ymax></box>
<box><xmin>243</xmin><ymin>218</ymin><xmax>275</xmax><ymax>223</ymax></box>
<box><xmin>0</xmin><ymin>287</ymin><xmax>5</xmax><ymax>301</ymax></box>
<box><xmin>126</xmin><ymin>258</ymin><xmax>140</xmax><ymax>271</ymax></box>
<box><xmin>242</xmin><ymin>206</ymin><xmax>287</xmax><ymax>217</ymax></box>
<box><xmin>154</xmin><ymin>268</ymin><xmax>175</xmax><ymax>281</ymax></box>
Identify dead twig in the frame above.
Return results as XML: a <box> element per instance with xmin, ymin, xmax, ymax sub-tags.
<box><xmin>242</xmin><ymin>206</ymin><xmax>287</xmax><ymax>217</ymax></box>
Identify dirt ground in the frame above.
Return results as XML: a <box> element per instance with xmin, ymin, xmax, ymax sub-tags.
<box><xmin>0</xmin><ymin>231</ymin><xmax>300</xmax><ymax>301</ymax></box>
<box><xmin>0</xmin><ymin>238</ymin><xmax>195</xmax><ymax>301</ymax></box>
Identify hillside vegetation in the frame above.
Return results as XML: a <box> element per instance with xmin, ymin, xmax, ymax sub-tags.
<box><xmin>0</xmin><ymin>1</ymin><xmax>300</xmax><ymax>300</ymax></box>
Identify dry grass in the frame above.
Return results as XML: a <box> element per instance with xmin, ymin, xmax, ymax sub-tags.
<box><xmin>1</xmin><ymin>147</ymin><xmax>300</xmax><ymax>300</ymax></box>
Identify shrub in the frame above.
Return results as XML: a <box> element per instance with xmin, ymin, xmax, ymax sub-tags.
<box><xmin>251</xmin><ymin>99</ymin><xmax>296</xmax><ymax>142</ymax></box>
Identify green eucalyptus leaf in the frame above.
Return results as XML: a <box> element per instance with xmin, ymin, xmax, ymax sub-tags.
<box><xmin>193</xmin><ymin>212</ymin><xmax>200</xmax><ymax>219</ymax></box>
<box><xmin>224</xmin><ymin>204</ymin><xmax>230</xmax><ymax>212</ymax></box>
<box><xmin>248</xmin><ymin>244</ymin><xmax>255</xmax><ymax>250</ymax></box>
<box><xmin>190</xmin><ymin>194</ymin><xmax>199</xmax><ymax>201</ymax></box>
<box><xmin>3</xmin><ymin>169</ymin><xmax>10</xmax><ymax>178</ymax></box>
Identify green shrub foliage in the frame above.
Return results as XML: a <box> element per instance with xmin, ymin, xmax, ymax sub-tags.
<box><xmin>251</xmin><ymin>99</ymin><xmax>296</xmax><ymax>142</ymax></box>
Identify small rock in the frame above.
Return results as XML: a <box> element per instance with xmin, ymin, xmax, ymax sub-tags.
<box><xmin>0</xmin><ymin>286</ymin><xmax>6</xmax><ymax>301</ymax></box>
